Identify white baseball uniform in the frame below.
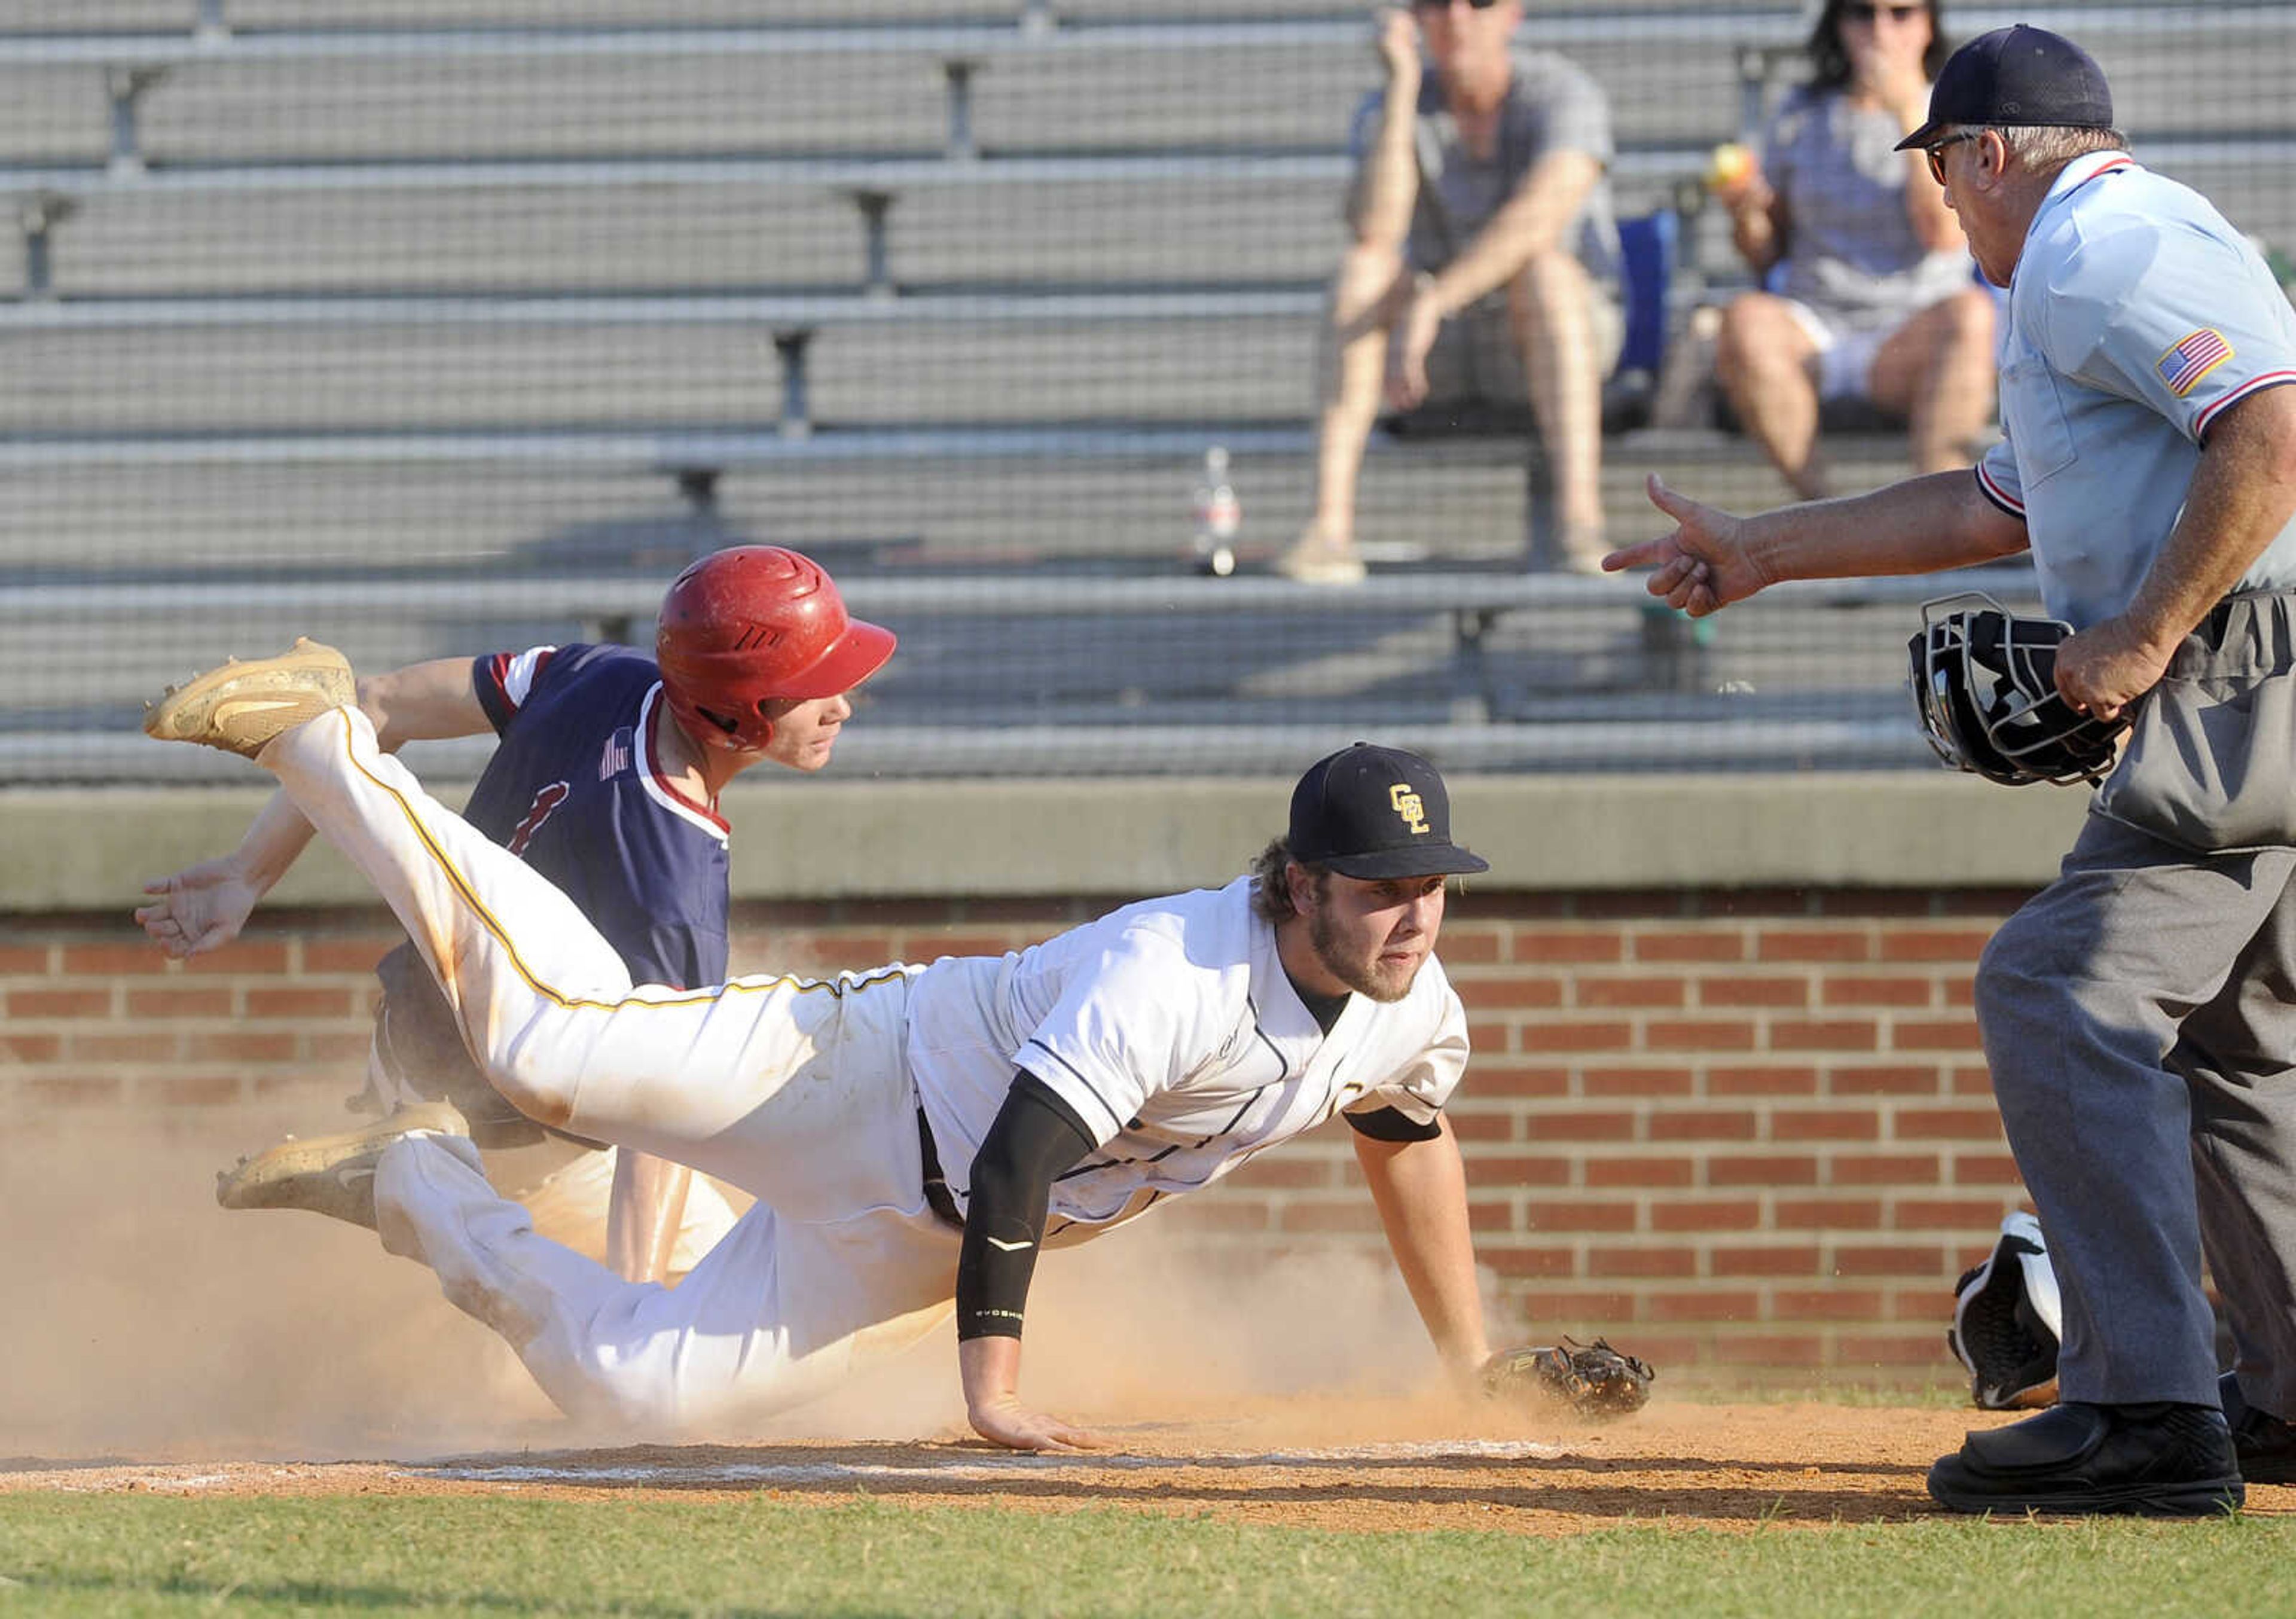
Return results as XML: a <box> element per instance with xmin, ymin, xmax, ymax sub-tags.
<box><xmin>263</xmin><ymin>705</ymin><xmax>1471</xmax><ymax>1434</ymax></box>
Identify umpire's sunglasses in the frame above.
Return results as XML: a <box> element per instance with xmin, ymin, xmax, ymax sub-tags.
<box><xmin>1922</xmin><ymin>130</ymin><xmax>1981</xmax><ymax>185</ymax></box>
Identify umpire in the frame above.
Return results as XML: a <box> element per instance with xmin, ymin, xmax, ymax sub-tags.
<box><xmin>1611</xmin><ymin>25</ymin><xmax>2296</xmax><ymax>1515</ymax></box>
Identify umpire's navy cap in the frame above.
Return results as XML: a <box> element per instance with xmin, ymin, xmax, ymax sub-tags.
<box><xmin>1895</xmin><ymin>25</ymin><xmax>2115</xmax><ymax>153</ymax></box>
<box><xmin>1289</xmin><ymin>743</ymin><xmax>1488</xmax><ymax>880</ymax></box>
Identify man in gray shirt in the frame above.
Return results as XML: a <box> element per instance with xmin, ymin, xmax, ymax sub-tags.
<box><xmin>1277</xmin><ymin>0</ymin><xmax>1624</xmax><ymax>585</ymax></box>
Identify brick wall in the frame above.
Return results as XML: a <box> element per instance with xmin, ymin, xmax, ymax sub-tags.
<box><xmin>0</xmin><ymin>883</ymin><xmax>2035</xmax><ymax>1385</ymax></box>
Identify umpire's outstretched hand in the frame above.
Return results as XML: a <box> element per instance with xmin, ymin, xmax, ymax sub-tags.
<box><xmin>1604</xmin><ymin>474</ymin><xmax>1773</xmax><ymax>618</ymax></box>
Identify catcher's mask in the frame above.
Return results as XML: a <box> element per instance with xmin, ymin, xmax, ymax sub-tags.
<box><xmin>1907</xmin><ymin>593</ymin><xmax>2127</xmax><ymax>786</ymax></box>
<box><xmin>1946</xmin><ymin>1211</ymin><xmax>2062</xmax><ymax>1411</ymax></box>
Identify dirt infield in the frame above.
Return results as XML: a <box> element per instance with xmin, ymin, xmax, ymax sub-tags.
<box><xmin>8</xmin><ymin>1404</ymin><xmax>2291</xmax><ymax>1533</ymax></box>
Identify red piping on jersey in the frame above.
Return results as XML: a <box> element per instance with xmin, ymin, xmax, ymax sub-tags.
<box><xmin>638</xmin><ymin>684</ymin><xmax>730</xmax><ymax>835</ymax></box>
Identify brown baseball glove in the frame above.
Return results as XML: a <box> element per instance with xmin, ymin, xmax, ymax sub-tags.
<box><xmin>1481</xmin><ymin>1336</ymin><xmax>1654</xmax><ymax>1420</ymax></box>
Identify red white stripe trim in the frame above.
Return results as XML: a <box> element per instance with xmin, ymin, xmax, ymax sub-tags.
<box><xmin>494</xmin><ymin>645</ymin><xmax>559</xmax><ymax>714</ymax></box>
<box><xmin>1974</xmin><ymin>461</ymin><xmax>2025</xmax><ymax>517</ymax></box>
<box><xmin>2196</xmin><ymin>372</ymin><xmax>2296</xmax><ymax>438</ymax></box>
<box><xmin>636</xmin><ymin>683</ymin><xmax>729</xmax><ymax>841</ymax></box>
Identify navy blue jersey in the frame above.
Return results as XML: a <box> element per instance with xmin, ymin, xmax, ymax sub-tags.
<box><xmin>462</xmin><ymin>643</ymin><xmax>730</xmax><ymax>991</ymax></box>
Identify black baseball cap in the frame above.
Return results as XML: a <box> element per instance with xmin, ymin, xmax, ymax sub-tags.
<box><xmin>1289</xmin><ymin>742</ymin><xmax>1489</xmax><ymax>880</ymax></box>
<box><xmin>1895</xmin><ymin>25</ymin><xmax>2115</xmax><ymax>153</ymax></box>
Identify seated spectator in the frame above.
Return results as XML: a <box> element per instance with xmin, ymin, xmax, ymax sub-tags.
<box><xmin>1709</xmin><ymin>0</ymin><xmax>1996</xmax><ymax>499</ymax></box>
<box><xmin>1276</xmin><ymin>0</ymin><xmax>1625</xmax><ymax>585</ymax></box>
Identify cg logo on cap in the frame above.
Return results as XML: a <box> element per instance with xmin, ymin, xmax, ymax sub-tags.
<box><xmin>1390</xmin><ymin>783</ymin><xmax>1430</xmax><ymax>835</ymax></box>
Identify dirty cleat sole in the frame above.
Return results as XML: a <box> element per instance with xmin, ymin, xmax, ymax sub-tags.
<box><xmin>143</xmin><ymin>636</ymin><xmax>356</xmax><ymax>758</ymax></box>
<box><xmin>215</xmin><ymin>1100</ymin><xmax>469</xmax><ymax>1230</ymax></box>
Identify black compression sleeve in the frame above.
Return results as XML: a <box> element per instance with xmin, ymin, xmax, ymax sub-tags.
<box><xmin>1343</xmin><ymin>1105</ymin><xmax>1445</xmax><ymax>1144</ymax></box>
<box><xmin>954</xmin><ymin>1073</ymin><xmax>1097</xmax><ymax>1341</ymax></box>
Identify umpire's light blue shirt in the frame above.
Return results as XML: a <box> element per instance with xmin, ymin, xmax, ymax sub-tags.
<box><xmin>1977</xmin><ymin>152</ymin><xmax>2296</xmax><ymax>629</ymax></box>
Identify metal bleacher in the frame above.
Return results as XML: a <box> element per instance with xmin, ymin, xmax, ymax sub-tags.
<box><xmin>0</xmin><ymin>1</ymin><xmax>2283</xmax><ymax>780</ymax></box>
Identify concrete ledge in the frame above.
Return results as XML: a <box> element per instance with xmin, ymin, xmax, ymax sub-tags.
<box><xmin>0</xmin><ymin>773</ymin><xmax>2087</xmax><ymax>911</ymax></box>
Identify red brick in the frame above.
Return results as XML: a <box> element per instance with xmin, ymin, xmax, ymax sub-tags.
<box><xmin>1877</xmin><ymin>928</ymin><xmax>1997</xmax><ymax>962</ymax></box>
<box><xmin>1162</xmin><ymin>1201</ymin><xmax>1271</xmax><ymax>1234</ymax></box>
<box><xmin>124</xmin><ymin>986</ymin><xmax>234</xmax><ymax>1019</ymax></box>
<box><xmin>1648</xmin><ymin>1109</ymin><xmax>1758</xmax><ymax>1142</ymax></box>
<box><xmin>1466</xmin><ymin>1202</ymin><xmax>1521</xmax><ymax>1233</ymax></box>
<box><xmin>1709</xmin><ymin>1154</ymin><xmax>1819</xmax><ymax>1187</ymax></box>
<box><xmin>1483</xmin><ymin>1246</ymin><xmax>1580</xmax><ymax>1279</ymax></box>
<box><xmin>1712</xmin><ymin>889</ymin><xmax>1824</xmax><ymax>919</ymax></box>
<box><xmin>1277</xmin><ymin>1201</ymin><xmax>1385</xmax><ymax>1234</ymax></box>
<box><xmin>1586</xmin><ymin>1157</ymin><xmax>1694</xmax><ymax>1189</ymax></box>
<box><xmin>7</xmin><ymin>987</ymin><xmax>111</xmax><ymax>1018</ymax></box>
<box><xmin>1227</xmin><ymin>1156</ymin><xmax>1340</xmax><ymax>1190</ymax></box>
<box><xmin>1837</xmin><ymin>1333</ymin><xmax>1952</xmax><ymax>1368</ymax></box>
<box><xmin>59</xmin><ymin>943</ymin><xmax>170</xmax><ymax>976</ymax></box>
<box><xmin>1769</xmin><ymin>1018</ymin><xmax>1880</xmax><ymax>1053</ymax></box>
<box><xmin>1892</xmin><ymin>1019</ymin><xmax>1986</xmax><ymax>1052</ymax></box>
<box><xmin>1459</xmin><ymin>975</ymin><xmax>1565</xmax><ymax>1010</ymax></box>
<box><xmin>1468</xmin><ymin>1154</ymin><xmax>1576</xmax><ymax>1188</ymax></box>
<box><xmin>1717</xmin><ymin>1334</ymin><xmax>1826</xmax><ymax>1369</ymax></box>
<box><xmin>1507</xmin><ymin>929</ymin><xmax>1625</xmax><ymax>965</ymax></box>
<box><xmin>1828</xmin><ymin>1153</ymin><xmax>1943</xmax><ymax>1187</ymax></box>
<box><xmin>1833</xmin><ymin>1244</ymin><xmax>1947</xmax><ymax>1277</ymax></box>
<box><xmin>1465</xmin><ymin>1064</ymin><xmax>1572</xmax><ymax>1098</ymax></box>
<box><xmin>181</xmin><ymin>943</ymin><xmax>289</xmax><ymax>974</ymax></box>
<box><xmin>1514</xmin><ymin>1291</ymin><xmax>1639</xmax><ymax>1321</ymax></box>
<box><xmin>0</xmin><ymin>944</ymin><xmax>53</xmax><ymax>974</ymax></box>
<box><xmin>305</xmin><ymin>1029</ymin><xmax>373</xmax><ymax>1062</ymax></box>
<box><xmin>1775</xmin><ymin>1197</ymin><xmax>1883</xmax><ymax>1228</ymax></box>
<box><xmin>1896</xmin><ymin>1197</ymin><xmax>2014</xmax><ymax>1229</ymax></box>
<box><xmin>913</xmin><ymin>931</ymin><xmax>1026</xmax><ymax>959</ymax></box>
<box><xmin>1952</xmin><ymin>1152</ymin><xmax>2027</xmax><ymax>1188</ymax></box>
<box><xmin>1697</xmin><ymin>976</ymin><xmax>1810</xmax><ymax>1009</ymax></box>
<box><xmin>139</xmin><ymin>1075</ymin><xmax>242</xmax><ymax>1107</ymax></box>
<box><xmin>1756</xmin><ymin>930</ymin><xmax>1871</xmax><ymax>964</ymax></box>
<box><xmin>1633</xmin><ymin>932</ymin><xmax>1744</xmax><ymax>964</ymax></box>
<box><xmin>1950</xmin><ymin>1064</ymin><xmax>1997</xmax><ymax>1096</ymax></box>
<box><xmin>1706</xmin><ymin>1065</ymin><xmax>1820</xmax><ymax>1098</ymax></box>
<box><xmin>1518</xmin><ymin>1020</ymin><xmax>1635</xmax><ymax>1053</ymax></box>
<box><xmin>1651</xmin><ymin>1199</ymin><xmax>1761</xmax><ymax>1232</ymax></box>
<box><xmin>1583</xmin><ymin>1066</ymin><xmax>1696</xmax><ymax>1097</ymax></box>
<box><xmin>1712</xmin><ymin>1245</ymin><xmax>1823</xmax><ymax>1277</ymax></box>
<box><xmin>1896</xmin><ymin>1108</ymin><xmax>2007</xmax><ymax>1144</ymax></box>
<box><xmin>299</xmin><ymin>938</ymin><xmax>398</xmax><ymax>974</ymax></box>
<box><xmin>1827</xmin><ymin>1065</ymin><xmax>1944</xmax><ymax>1097</ymax></box>
<box><xmin>1771</xmin><ymin>1110</ymin><xmax>1879</xmax><ymax>1143</ymax></box>
<box><xmin>1647</xmin><ymin>1019</ymin><xmax>1759</xmax><ymax>1052</ymax></box>
<box><xmin>1448</xmin><ymin>1109</ymin><xmax>1519</xmax><ymax>1143</ymax></box>
<box><xmin>1773</xmin><ymin>1289</ymin><xmax>1888</xmax><ymax>1321</ymax></box>
<box><xmin>1524</xmin><ymin>1200</ymin><xmax>1640</xmax><ymax>1233</ymax></box>
<box><xmin>1648</xmin><ymin>1289</ymin><xmax>1761</xmax><ymax>1322</ymax></box>
<box><xmin>1589</xmin><ymin>1248</ymin><xmax>1699</xmax><ymax>1280</ymax></box>
<box><xmin>0</xmin><ymin>1032</ymin><xmax>62</xmax><ymax>1062</ymax></box>
<box><xmin>66</xmin><ymin>1030</ymin><xmax>181</xmax><ymax>1063</ymax></box>
<box><xmin>1436</xmin><ymin>928</ymin><xmax>1504</xmax><ymax>965</ymax></box>
<box><xmin>1576</xmin><ymin>977</ymin><xmax>1687</xmax><ymax>1010</ymax></box>
<box><xmin>244</xmin><ymin>986</ymin><xmax>358</xmax><ymax>1020</ymax></box>
<box><xmin>1821</xmin><ymin>976</ymin><xmax>1937</xmax><ymax>1008</ymax></box>
<box><xmin>1455</xmin><ymin>892</ymin><xmax>1573</xmax><ymax>921</ymax></box>
<box><xmin>25</xmin><ymin>1075</ymin><xmax>123</xmax><ymax>1106</ymax></box>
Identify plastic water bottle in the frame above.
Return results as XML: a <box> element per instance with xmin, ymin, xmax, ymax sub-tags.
<box><xmin>1189</xmin><ymin>446</ymin><xmax>1239</xmax><ymax>577</ymax></box>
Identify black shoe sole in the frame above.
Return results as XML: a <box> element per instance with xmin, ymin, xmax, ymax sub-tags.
<box><xmin>1929</xmin><ymin>1461</ymin><xmax>2245</xmax><ymax>1517</ymax></box>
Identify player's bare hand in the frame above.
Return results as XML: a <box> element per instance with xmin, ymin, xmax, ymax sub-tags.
<box><xmin>2053</xmin><ymin>615</ymin><xmax>2174</xmax><ymax>722</ymax></box>
<box><xmin>1384</xmin><ymin>279</ymin><xmax>1442</xmax><ymax>411</ymax></box>
<box><xmin>1603</xmin><ymin>474</ymin><xmax>1770</xmax><ymax>618</ymax></box>
<box><xmin>966</xmin><ymin>1394</ymin><xmax>1111</xmax><ymax>1453</ymax></box>
<box><xmin>1373</xmin><ymin>7</ymin><xmax>1422</xmax><ymax>83</ymax></box>
<box><xmin>135</xmin><ymin>857</ymin><xmax>260</xmax><ymax>958</ymax></box>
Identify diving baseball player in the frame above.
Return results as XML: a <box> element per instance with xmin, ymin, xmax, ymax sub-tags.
<box><xmin>136</xmin><ymin>546</ymin><xmax>894</xmax><ymax>1283</ymax></box>
<box><xmin>147</xmin><ymin>659</ymin><xmax>1513</xmax><ymax>1449</ymax></box>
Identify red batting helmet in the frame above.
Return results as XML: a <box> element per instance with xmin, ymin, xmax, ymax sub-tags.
<box><xmin>655</xmin><ymin>545</ymin><xmax>896</xmax><ymax>751</ymax></box>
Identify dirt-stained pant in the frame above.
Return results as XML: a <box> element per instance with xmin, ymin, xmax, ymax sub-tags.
<box><xmin>262</xmin><ymin>704</ymin><xmax>960</xmax><ymax>1434</ymax></box>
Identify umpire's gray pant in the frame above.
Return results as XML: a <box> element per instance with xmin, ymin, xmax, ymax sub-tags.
<box><xmin>1977</xmin><ymin>810</ymin><xmax>2296</xmax><ymax>1413</ymax></box>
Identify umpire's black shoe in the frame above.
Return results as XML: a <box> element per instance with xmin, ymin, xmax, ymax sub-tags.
<box><xmin>2222</xmin><ymin>1372</ymin><xmax>2296</xmax><ymax>1486</ymax></box>
<box><xmin>1928</xmin><ymin>1400</ymin><xmax>2243</xmax><ymax>1517</ymax></box>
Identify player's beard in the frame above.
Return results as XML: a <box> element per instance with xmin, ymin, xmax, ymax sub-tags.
<box><xmin>1306</xmin><ymin>904</ymin><xmax>1421</xmax><ymax>1004</ymax></box>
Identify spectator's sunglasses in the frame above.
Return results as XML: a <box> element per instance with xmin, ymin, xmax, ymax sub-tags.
<box><xmin>1922</xmin><ymin>130</ymin><xmax>1981</xmax><ymax>185</ymax></box>
<box><xmin>1842</xmin><ymin>2</ymin><xmax>1926</xmax><ymax>21</ymax></box>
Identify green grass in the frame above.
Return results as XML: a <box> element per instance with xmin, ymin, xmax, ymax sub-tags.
<box><xmin>4</xmin><ymin>1496</ymin><xmax>2296</xmax><ymax>1618</ymax></box>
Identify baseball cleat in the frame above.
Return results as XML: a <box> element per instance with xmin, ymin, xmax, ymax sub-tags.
<box><xmin>142</xmin><ymin>636</ymin><xmax>355</xmax><ymax>758</ymax></box>
<box><xmin>215</xmin><ymin>1100</ymin><xmax>469</xmax><ymax>1230</ymax></box>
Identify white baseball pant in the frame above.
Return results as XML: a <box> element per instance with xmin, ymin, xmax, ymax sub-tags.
<box><xmin>263</xmin><ymin>705</ymin><xmax>961</xmax><ymax>1432</ymax></box>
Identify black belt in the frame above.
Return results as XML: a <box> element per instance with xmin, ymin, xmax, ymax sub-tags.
<box><xmin>918</xmin><ymin>1106</ymin><xmax>964</xmax><ymax>1230</ymax></box>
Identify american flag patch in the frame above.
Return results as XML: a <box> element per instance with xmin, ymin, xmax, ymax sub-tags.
<box><xmin>2156</xmin><ymin>328</ymin><xmax>2233</xmax><ymax>397</ymax></box>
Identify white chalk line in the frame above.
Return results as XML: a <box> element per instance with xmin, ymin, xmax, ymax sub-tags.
<box><xmin>409</xmin><ymin>1438</ymin><xmax>1567</xmax><ymax>1487</ymax></box>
